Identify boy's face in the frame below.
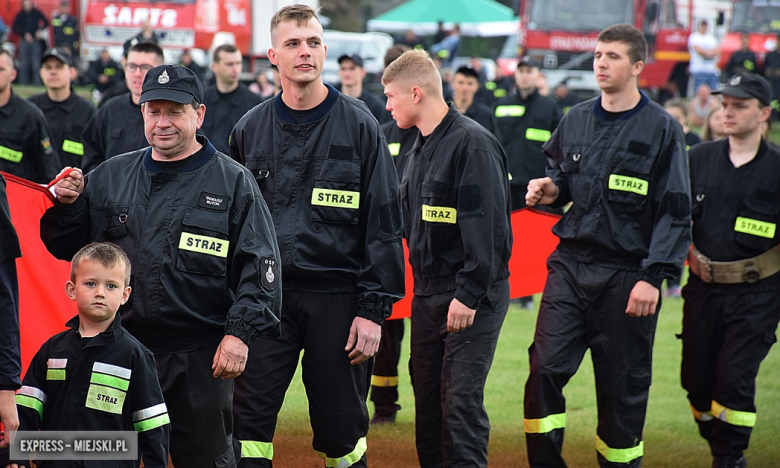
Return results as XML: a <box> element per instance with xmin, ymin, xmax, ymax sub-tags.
<box><xmin>66</xmin><ymin>258</ymin><xmax>130</xmax><ymax>325</ymax></box>
<box><xmin>384</xmin><ymin>81</ymin><xmax>418</xmax><ymax>129</ymax></box>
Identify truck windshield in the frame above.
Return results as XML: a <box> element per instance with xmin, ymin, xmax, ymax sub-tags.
<box><xmin>731</xmin><ymin>0</ymin><xmax>780</xmax><ymax>32</ymax></box>
<box><xmin>527</xmin><ymin>0</ymin><xmax>633</xmax><ymax>32</ymax></box>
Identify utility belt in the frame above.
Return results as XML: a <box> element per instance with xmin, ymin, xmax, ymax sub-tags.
<box><xmin>688</xmin><ymin>245</ymin><xmax>780</xmax><ymax>284</ymax></box>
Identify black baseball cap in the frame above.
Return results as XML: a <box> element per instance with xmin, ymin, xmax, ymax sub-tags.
<box><xmin>140</xmin><ymin>65</ymin><xmax>204</xmax><ymax>105</ymax></box>
<box><xmin>338</xmin><ymin>53</ymin><xmax>364</xmax><ymax>68</ymax></box>
<box><xmin>517</xmin><ymin>55</ymin><xmax>541</xmax><ymax>69</ymax></box>
<box><xmin>41</xmin><ymin>47</ymin><xmax>72</xmax><ymax>66</ymax></box>
<box><xmin>455</xmin><ymin>64</ymin><xmax>479</xmax><ymax>80</ymax></box>
<box><xmin>712</xmin><ymin>73</ymin><xmax>771</xmax><ymax>106</ymax></box>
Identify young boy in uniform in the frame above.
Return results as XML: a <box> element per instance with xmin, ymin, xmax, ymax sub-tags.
<box><xmin>5</xmin><ymin>242</ymin><xmax>170</xmax><ymax>468</ymax></box>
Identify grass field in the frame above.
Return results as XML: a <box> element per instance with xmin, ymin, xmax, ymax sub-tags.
<box><xmin>268</xmin><ymin>283</ymin><xmax>780</xmax><ymax>468</ymax></box>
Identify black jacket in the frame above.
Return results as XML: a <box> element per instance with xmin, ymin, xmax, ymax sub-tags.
<box><xmin>381</xmin><ymin>120</ymin><xmax>418</xmax><ymax>181</ymax></box>
<box><xmin>0</xmin><ymin>92</ymin><xmax>61</xmax><ymax>183</ymax></box>
<box><xmin>12</xmin><ymin>314</ymin><xmax>169</xmax><ymax>467</ymax></box>
<box><xmin>0</xmin><ymin>174</ymin><xmax>21</xmax><ymax>392</ymax></box>
<box><xmin>358</xmin><ymin>89</ymin><xmax>391</xmax><ymax>124</ymax></box>
<box><xmin>401</xmin><ymin>105</ymin><xmax>512</xmax><ymax>309</ymax></box>
<box><xmin>202</xmin><ymin>84</ymin><xmax>263</xmax><ymax>154</ymax></box>
<box><xmin>87</xmin><ymin>58</ymin><xmax>124</xmax><ymax>93</ymax></box>
<box><xmin>688</xmin><ymin>139</ymin><xmax>780</xmax><ymax>292</ymax></box>
<box><xmin>726</xmin><ymin>49</ymin><xmax>759</xmax><ymax>77</ymax></box>
<box><xmin>230</xmin><ymin>85</ymin><xmax>404</xmax><ymax>325</ymax></box>
<box><xmin>29</xmin><ymin>91</ymin><xmax>96</xmax><ymax>169</ymax></box>
<box><xmin>463</xmin><ymin>100</ymin><xmax>501</xmax><ymax>139</ymax></box>
<box><xmin>542</xmin><ymin>93</ymin><xmax>691</xmax><ymax>288</ymax></box>
<box><xmin>495</xmin><ymin>89</ymin><xmax>561</xmax><ymax>209</ymax></box>
<box><xmin>82</xmin><ymin>93</ymin><xmax>146</xmax><ymax>173</ymax></box>
<box><xmin>12</xmin><ymin>7</ymin><xmax>47</xmax><ymax>37</ymax></box>
<box><xmin>40</xmin><ymin>137</ymin><xmax>282</xmax><ymax>354</ymax></box>
<box><xmin>50</xmin><ymin>13</ymin><xmax>78</xmax><ymax>51</ymax></box>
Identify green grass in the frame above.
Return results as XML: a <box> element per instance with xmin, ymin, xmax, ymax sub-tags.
<box><xmin>269</xmin><ymin>280</ymin><xmax>780</xmax><ymax>467</ymax></box>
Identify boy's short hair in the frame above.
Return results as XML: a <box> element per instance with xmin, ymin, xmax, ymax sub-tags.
<box><xmin>70</xmin><ymin>242</ymin><xmax>132</xmax><ymax>287</ymax></box>
<box><xmin>270</xmin><ymin>4</ymin><xmax>322</xmax><ymax>47</ymax></box>
<box><xmin>382</xmin><ymin>49</ymin><xmax>442</xmax><ymax>97</ymax></box>
<box><xmin>597</xmin><ymin>23</ymin><xmax>647</xmax><ymax>64</ymax></box>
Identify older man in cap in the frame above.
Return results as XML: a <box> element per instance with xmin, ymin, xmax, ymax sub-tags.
<box><xmin>41</xmin><ymin>65</ymin><xmax>282</xmax><ymax>468</ymax></box>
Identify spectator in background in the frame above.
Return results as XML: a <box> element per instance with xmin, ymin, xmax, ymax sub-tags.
<box><xmin>688</xmin><ymin>20</ymin><xmax>720</xmax><ymax>91</ymax></box>
<box><xmin>469</xmin><ymin>56</ymin><xmax>487</xmax><ymax>85</ymax></box>
<box><xmin>50</xmin><ymin>1</ymin><xmax>78</xmax><ymax>63</ymax></box>
<box><xmin>87</xmin><ymin>48</ymin><xmax>123</xmax><ymax>94</ymax></box>
<box><xmin>178</xmin><ymin>49</ymin><xmax>204</xmax><ymax>82</ymax></box>
<box><xmin>478</xmin><ymin>65</ymin><xmax>513</xmax><ymax>107</ymax></box>
<box><xmin>431</xmin><ymin>24</ymin><xmax>460</xmax><ymax>68</ymax></box>
<box><xmin>688</xmin><ymin>83</ymin><xmax>720</xmax><ymax>128</ymax></box>
<box><xmin>0</xmin><ymin>16</ymin><xmax>7</xmax><ymax>41</ymax></box>
<box><xmin>726</xmin><ymin>32</ymin><xmax>758</xmax><ymax>77</ymax></box>
<box><xmin>701</xmin><ymin>105</ymin><xmax>726</xmax><ymax>142</ymax></box>
<box><xmin>248</xmin><ymin>68</ymin><xmax>275</xmax><ymax>100</ymax></box>
<box><xmin>338</xmin><ymin>53</ymin><xmax>390</xmax><ymax>124</ymax></box>
<box><xmin>122</xmin><ymin>19</ymin><xmax>159</xmax><ymax>57</ymax></box>
<box><xmin>536</xmin><ymin>71</ymin><xmax>550</xmax><ymax>96</ymax></box>
<box><xmin>398</xmin><ymin>29</ymin><xmax>426</xmax><ymax>51</ymax></box>
<box><xmin>12</xmin><ymin>0</ymin><xmax>48</xmax><ymax>85</ymax></box>
<box><xmin>762</xmin><ymin>33</ymin><xmax>780</xmax><ymax>119</ymax></box>
<box><xmin>451</xmin><ymin>64</ymin><xmax>500</xmax><ymax>138</ymax></box>
<box><xmin>440</xmin><ymin>66</ymin><xmax>453</xmax><ymax>101</ymax></box>
<box><xmin>97</xmin><ymin>49</ymin><xmax>130</xmax><ymax>106</ymax></box>
<box><xmin>553</xmin><ymin>79</ymin><xmax>579</xmax><ymax>114</ymax></box>
<box><xmin>433</xmin><ymin>20</ymin><xmax>447</xmax><ymax>44</ymax></box>
<box><xmin>269</xmin><ymin>64</ymin><xmax>282</xmax><ymax>98</ymax></box>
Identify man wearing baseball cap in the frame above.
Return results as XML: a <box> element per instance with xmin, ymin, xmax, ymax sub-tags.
<box><xmin>338</xmin><ymin>53</ymin><xmax>391</xmax><ymax>123</ymax></box>
<box><xmin>29</xmin><ymin>47</ymin><xmax>95</xmax><ymax>170</ymax></box>
<box><xmin>41</xmin><ymin>64</ymin><xmax>282</xmax><ymax>467</ymax></box>
<box><xmin>682</xmin><ymin>72</ymin><xmax>780</xmax><ymax>468</ymax></box>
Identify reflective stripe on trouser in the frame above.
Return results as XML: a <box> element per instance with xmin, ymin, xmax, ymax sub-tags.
<box><xmin>525</xmin><ymin>252</ymin><xmax>656</xmax><ymax>468</ymax></box>
<box><xmin>234</xmin><ymin>291</ymin><xmax>370</xmax><ymax>468</ymax></box>
<box><xmin>595</xmin><ymin>436</ymin><xmax>643</xmax><ymax>465</ymax></box>
<box><xmin>370</xmin><ymin>318</ymin><xmax>405</xmax><ymax>416</ymax></box>
<box><xmin>411</xmin><ymin>280</ymin><xmax>509</xmax><ymax>468</ymax></box>
<box><xmin>681</xmin><ymin>279</ymin><xmax>780</xmax><ymax>458</ymax></box>
<box><xmin>316</xmin><ymin>437</ymin><xmax>367</xmax><ymax>468</ymax></box>
<box><xmin>241</xmin><ymin>441</ymin><xmax>273</xmax><ymax>460</ymax></box>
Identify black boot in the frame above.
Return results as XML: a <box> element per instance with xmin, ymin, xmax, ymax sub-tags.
<box><xmin>712</xmin><ymin>456</ymin><xmax>747</xmax><ymax>468</ymax></box>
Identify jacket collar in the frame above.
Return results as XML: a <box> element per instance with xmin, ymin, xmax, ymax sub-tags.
<box><xmin>33</xmin><ymin>89</ymin><xmax>78</xmax><ymax>111</ymax></box>
<box><xmin>273</xmin><ymin>83</ymin><xmax>340</xmax><ymax>125</ymax></box>
<box><xmin>66</xmin><ymin>312</ymin><xmax>122</xmax><ymax>347</ymax></box>
<box><xmin>142</xmin><ymin>134</ymin><xmax>217</xmax><ymax>173</ymax></box>
<box><xmin>411</xmin><ymin>103</ymin><xmax>459</xmax><ymax>159</ymax></box>
<box><xmin>593</xmin><ymin>91</ymin><xmax>649</xmax><ymax>121</ymax></box>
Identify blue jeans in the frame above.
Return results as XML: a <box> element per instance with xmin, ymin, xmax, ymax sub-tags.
<box><xmin>692</xmin><ymin>71</ymin><xmax>720</xmax><ymax>92</ymax></box>
<box><xmin>18</xmin><ymin>39</ymin><xmax>42</xmax><ymax>85</ymax></box>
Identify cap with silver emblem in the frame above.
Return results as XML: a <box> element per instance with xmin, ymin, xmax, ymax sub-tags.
<box><xmin>140</xmin><ymin>65</ymin><xmax>204</xmax><ymax>105</ymax></box>
<box><xmin>712</xmin><ymin>73</ymin><xmax>771</xmax><ymax>107</ymax></box>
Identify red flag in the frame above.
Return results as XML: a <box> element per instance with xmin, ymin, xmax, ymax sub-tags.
<box><xmin>3</xmin><ymin>172</ymin><xmax>75</xmax><ymax>374</ymax></box>
<box><xmin>389</xmin><ymin>208</ymin><xmax>560</xmax><ymax>319</ymax></box>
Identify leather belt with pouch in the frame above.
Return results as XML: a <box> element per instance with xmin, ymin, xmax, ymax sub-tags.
<box><xmin>688</xmin><ymin>245</ymin><xmax>780</xmax><ymax>284</ymax></box>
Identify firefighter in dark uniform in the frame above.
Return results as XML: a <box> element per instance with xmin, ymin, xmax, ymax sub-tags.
<box><xmin>337</xmin><ymin>53</ymin><xmax>391</xmax><ymax>124</ymax></box>
<box><xmin>495</xmin><ymin>55</ymin><xmax>562</xmax><ymax>211</ymax></box>
<box><xmin>0</xmin><ymin>173</ymin><xmax>21</xmax><ymax>450</ymax></box>
<box><xmin>383</xmin><ymin>49</ymin><xmax>512</xmax><ymax>467</ymax></box>
<box><xmin>50</xmin><ymin>0</ymin><xmax>78</xmax><ymax>62</ymax></box>
<box><xmin>725</xmin><ymin>33</ymin><xmax>758</xmax><ymax>78</ymax></box>
<box><xmin>763</xmin><ymin>34</ymin><xmax>780</xmax><ymax>119</ymax></box>
<box><xmin>81</xmin><ymin>42</ymin><xmax>163</xmax><ymax>173</ymax></box>
<box><xmin>229</xmin><ymin>6</ymin><xmax>404</xmax><ymax>467</ymax></box>
<box><xmin>29</xmin><ymin>47</ymin><xmax>96</xmax><ymax>169</ymax></box>
<box><xmin>88</xmin><ymin>49</ymin><xmax>124</xmax><ymax>94</ymax></box>
<box><xmin>683</xmin><ymin>73</ymin><xmax>780</xmax><ymax>468</ymax></box>
<box><xmin>524</xmin><ymin>25</ymin><xmax>691</xmax><ymax>468</ymax></box>
<box><xmin>0</xmin><ymin>49</ymin><xmax>60</xmax><ymax>183</ymax></box>
<box><xmin>201</xmin><ymin>44</ymin><xmax>262</xmax><ymax>154</ymax></box>
<box><xmin>41</xmin><ymin>65</ymin><xmax>282</xmax><ymax>468</ymax></box>
<box><xmin>452</xmin><ymin>64</ymin><xmax>501</xmax><ymax>138</ymax></box>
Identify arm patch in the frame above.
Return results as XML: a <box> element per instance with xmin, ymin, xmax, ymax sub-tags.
<box><xmin>667</xmin><ymin>192</ymin><xmax>690</xmax><ymax>219</ymax></box>
<box><xmin>379</xmin><ymin>202</ymin><xmax>402</xmax><ymax>235</ymax></box>
<box><xmin>458</xmin><ymin>184</ymin><xmax>482</xmax><ymax>212</ymax></box>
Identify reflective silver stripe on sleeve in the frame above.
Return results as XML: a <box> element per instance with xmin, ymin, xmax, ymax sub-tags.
<box><xmin>133</xmin><ymin>403</ymin><xmax>169</xmax><ymax>421</ymax></box>
<box><xmin>17</xmin><ymin>385</ymin><xmax>47</xmax><ymax>403</ymax></box>
<box><xmin>47</xmin><ymin>358</ymin><xmax>68</xmax><ymax>368</ymax></box>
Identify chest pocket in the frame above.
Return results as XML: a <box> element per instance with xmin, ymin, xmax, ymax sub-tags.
<box><xmin>421</xmin><ymin>180</ymin><xmax>457</xmax><ymax>227</ymax></box>
<box><xmin>606</xmin><ymin>151</ymin><xmax>654</xmax><ymax>208</ymax></box>
<box><xmin>176</xmin><ymin>207</ymin><xmax>229</xmax><ymax>276</ymax></box>
<box><xmin>85</xmin><ymin>362</ymin><xmax>131</xmax><ymax>415</ymax></box>
<box><xmin>734</xmin><ymin>197</ymin><xmax>780</xmax><ymax>252</ymax></box>
<box><xmin>311</xmin><ymin>158</ymin><xmax>361</xmax><ymax>225</ymax></box>
<box><xmin>103</xmin><ymin>206</ymin><xmax>129</xmax><ymax>240</ymax></box>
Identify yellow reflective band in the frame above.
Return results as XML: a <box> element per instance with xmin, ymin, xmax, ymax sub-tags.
<box><xmin>744</xmin><ymin>60</ymin><xmax>755</xmax><ymax>71</ymax></box>
<box><xmin>655</xmin><ymin>50</ymin><xmax>690</xmax><ymax>61</ymax></box>
<box><xmin>62</xmin><ymin>139</ymin><xmax>84</xmax><ymax>155</ymax></box>
<box><xmin>526</xmin><ymin>128</ymin><xmax>552</xmax><ymax>142</ymax></box>
<box><xmin>90</xmin><ymin>372</ymin><xmax>130</xmax><ymax>391</ymax></box>
<box><xmin>388</xmin><ymin>142</ymin><xmax>401</xmax><ymax>156</ymax></box>
<box><xmin>494</xmin><ymin>88</ymin><xmax>508</xmax><ymax>98</ymax></box>
<box><xmin>608</xmin><ymin>174</ymin><xmax>648</xmax><ymax>196</ymax></box>
<box><xmin>241</xmin><ymin>440</ymin><xmax>274</xmax><ymax>459</ymax></box>
<box><xmin>485</xmin><ymin>82</ymin><xmax>497</xmax><ymax>90</ymax></box>
<box><xmin>0</xmin><ymin>145</ymin><xmax>23</xmax><ymax>163</ymax></box>
<box><xmin>495</xmin><ymin>105</ymin><xmax>525</xmax><ymax>117</ymax></box>
<box><xmin>712</xmin><ymin>400</ymin><xmax>756</xmax><ymax>427</ymax></box>
<box><xmin>422</xmin><ymin>205</ymin><xmax>457</xmax><ymax>224</ymax></box>
<box><xmin>63</xmin><ymin>26</ymin><xmax>75</xmax><ymax>35</ymax></box>
<box><xmin>371</xmin><ymin>375</ymin><xmax>399</xmax><ymax>387</ymax></box>
<box><xmin>734</xmin><ymin>217</ymin><xmax>776</xmax><ymax>239</ymax></box>
<box><xmin>16</xmin><ymin>394</ymin><xmax>45</xmax><ymax>418</ymax></box>
<box><xmin>524</xmin><ymin>413</ymin><xmax>565</xmax><ymax>434</ymax></box>
<box><xmin>691</xmin><ymin>405</ymin><xmax>713</xmax><ymax>422</ymax></box>
<box><xmin>51</xmin><ymin>18</ymin><xmax>62</xmax><ymax>26</ymax></box>
<box><xmin>179</xmin><ymin>233</ymin><xmax>229</xmax><ymax>258</ymax></box>
<box><xmin>134</xmin><ymin>413</ymin><xmax>170</xmax><ymax>432</ymax></box>
<box><xmin>317</xmin><ymin>437</ymin><xmax>367</xmax><ymax>468</ymax></box>
<box><xmin>46</xmin><ymin>369</ymin><xmax>66</xmax><ymax>380</ymax></box>
<box><xmin>85</xmin><ymin>384</ymin><xmax>126</xmax><ymax>414</ymax></box>
<box><xmin>311</xmin><ymin>188</ymin><xmax>360</xmax><ymax>209</ymax></box>
<box><xmin>508</xmin><ymin>173</ymin><xmax>513</xmax><ymax>181</ymax></box>
<box><xmin>595</xmin><ymin>435</ymin><xmax>644</xmax><ymax>464</ymax></box>
<box><xmin>104</xmin><ymin>68</ymin><xmax>116</xmax><ymax>77</ymax></box>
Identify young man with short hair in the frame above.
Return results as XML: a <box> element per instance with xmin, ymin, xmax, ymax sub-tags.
<box><xmin>524</xmin><ymin>24</ymin><xmax>691</xmax><ymax>468</ymax></box>
<box><xmin>683</xmin><ymin>73</ymin><xmax>780</xmax><ymax>468</ymax></box>
<box><xmin>338</xmin><ymin>53</ymin><xmax>390</xmax><ymax>124</ymax></box>
<box><xmin>201</xmin><ymin>44</ymin><xmax>262</xmax><ymax>154</ymax></box>
<box><xmin>383</xmin><ymin>49</ymin><xmax>512</xmax><ymax>467</ymax></box>
<box><xmin>229</xmin><ymin>5</ymin><xmax>404</xmax><ymax>467</ymax></box>
<box><xmin>29</xmin><ymin>47</ymin><xmax>96</xmax><ymax>169</ymax></box>
<box><xmin>451</xmin><ymin>64</ymin><xmax>499</xmax><ymax>137</ymax></box>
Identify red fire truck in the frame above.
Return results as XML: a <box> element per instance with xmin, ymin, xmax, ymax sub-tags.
<box><xmin>718</xmin><ymin>0</ymin><xmax>780</xmax><ymax>71</ymax></box>
<box><xmin>504</xmin><ymin>0</ymin><xmax>694</xmax><ymax>97</ymax></box>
